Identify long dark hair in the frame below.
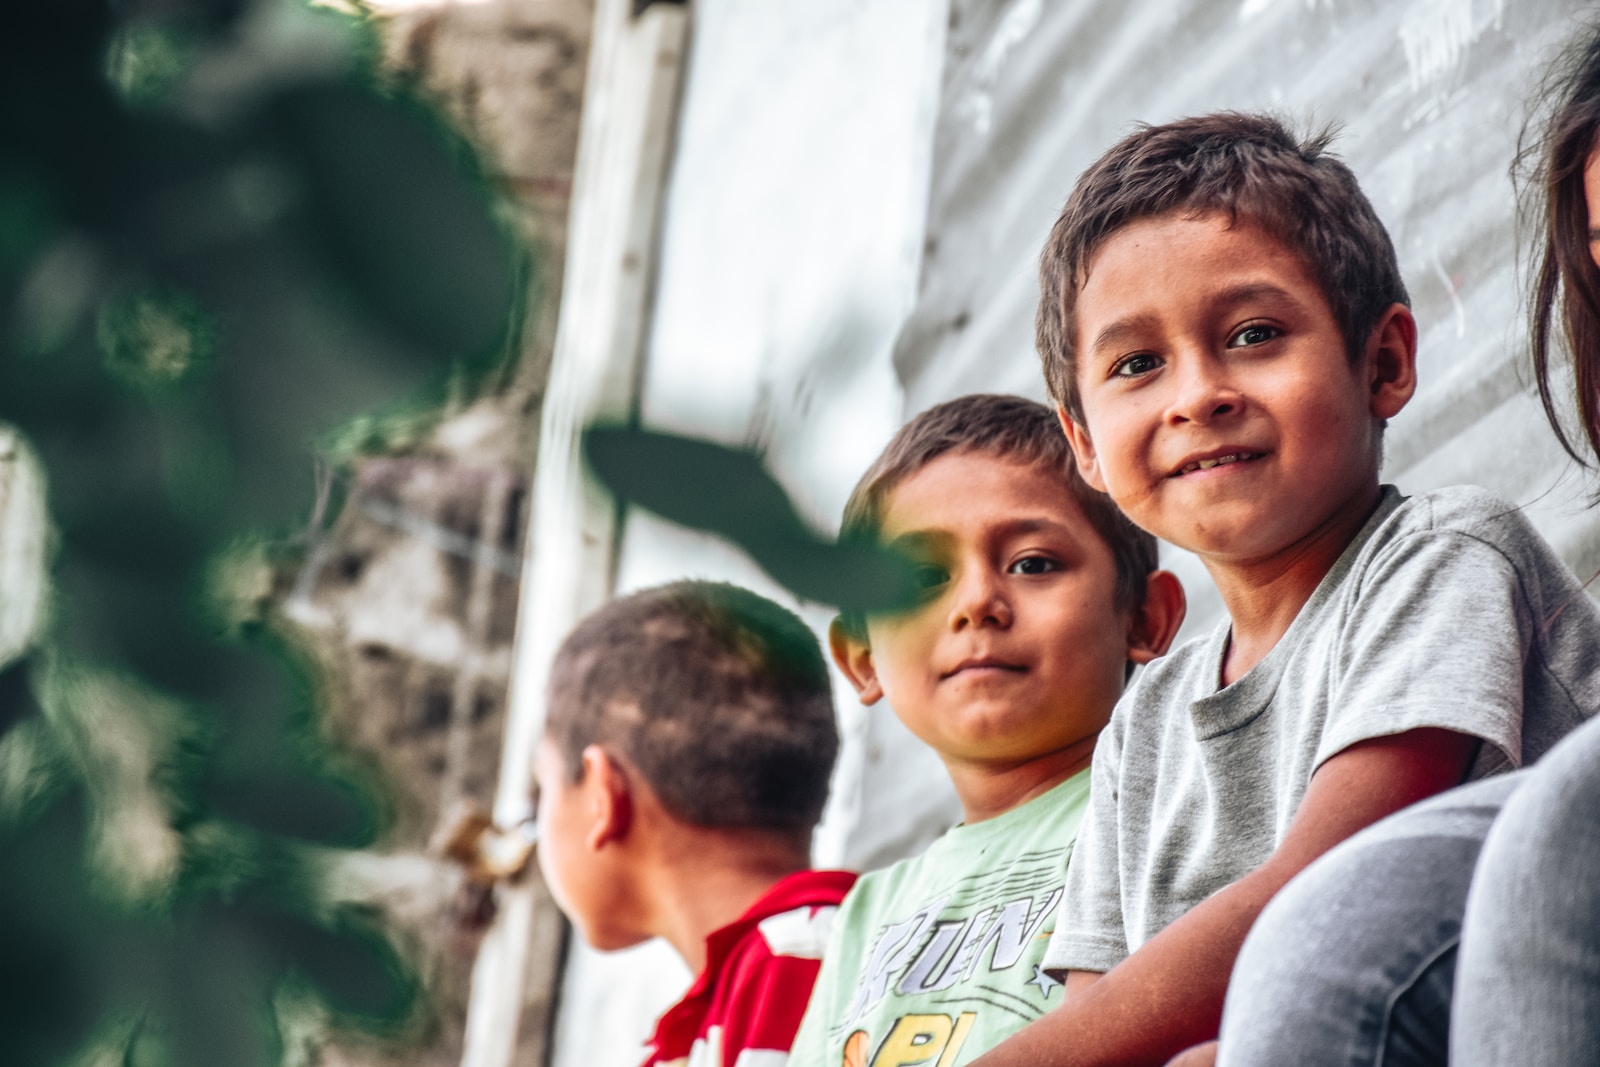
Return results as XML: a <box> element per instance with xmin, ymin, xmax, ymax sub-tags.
<box><xmin>1527</xmin><ymin>28</ymin><xmax>1600</xmax><ymax>464</ymax></box>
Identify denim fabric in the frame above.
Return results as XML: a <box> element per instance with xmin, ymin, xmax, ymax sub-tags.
<box><xmin>1454</xmin><ymin>715</ymin><xmax>1600</xmax><ymax>1065</ymax></box>
<box><xmin>1215</xmin><ymin>776</ymin><xmax>1522</xmax><ymax>1067</ymax></box>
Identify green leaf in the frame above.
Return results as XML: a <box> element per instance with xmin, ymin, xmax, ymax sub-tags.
<box><xmin>264</xmin><ymin>83</ymin><xmax>517</xmax><ymax>358</ymax></box>
<box><xmin>583</xmin><ymin>425</ymin><xmax>922</xmax><ymax>614</ymax></box>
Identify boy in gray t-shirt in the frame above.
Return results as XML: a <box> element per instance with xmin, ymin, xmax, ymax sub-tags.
<box><xmin>966</xmin><ymin>113</ymin><xmax>1600</xmax><ymax>1067</ymax></box>
<box><xmin>1051</xmin><ymin>485</ymin><xmax>1600</xmax><ymax>977</ymax></box>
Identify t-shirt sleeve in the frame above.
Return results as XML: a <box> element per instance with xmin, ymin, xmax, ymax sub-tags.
<box><xmin>718</xmin><ymin>905</ymin><xmax>843</xmax><ymax>1067</ymax></box>
<box><xmin>1041</xmin><ymin>714</ymin><xmax>1128</xmax><ymax>979</ymax></box>
<box><xmin>1318</xmin><ymin>528</ymin><xmax>1534</xmax><ymax>772</ymax></box>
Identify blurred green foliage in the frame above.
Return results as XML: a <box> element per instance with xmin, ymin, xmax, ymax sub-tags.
<box><xmin>0</xmin><ymin>0</ymin><xmax>520</xmax><ymax>1062</ymax></box>
<box><xmin>584</xmin><ymin>426</ymin><xmax>923</xmax><ymax>615</ymax></box>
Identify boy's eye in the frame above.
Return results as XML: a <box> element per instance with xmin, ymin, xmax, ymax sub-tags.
<box><xmin>912</xmin><ymin>563</ymin><xmax>949</xmax><ymax>590</ymax></box>
<box><xmin>1008</xmin><ymin>556</ymin><xmax>1060</xmax><ymax>576</ymax></box>
<box><xmin>1227</xmin><ymin>323</ymin><xmax>1280</xmax><ymax>348</ymax></box>
<box><xmin>1110</xmin><ymin>353</ymin><xmax>1161</xmax><ymax>378</ymax></box>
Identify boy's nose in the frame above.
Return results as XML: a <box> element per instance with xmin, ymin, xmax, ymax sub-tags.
<box><xmin>1166</xmin><ymin>355</ymin><xmax>1244</xmax><ymax>425</ymax></box>
<box><xmin>949</xmin><ymin>570</ymin><xmax>1012</xmax><ymax>630</ymax></box>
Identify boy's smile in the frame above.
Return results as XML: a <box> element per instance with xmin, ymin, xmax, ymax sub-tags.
<box><xmin>1064</xmin><ymin>212</ymin><xmax>1415</xmax><ymax>570</ymax></box>
<box><xmin>841</xmin><ymin>451</ymin><xmax>1136</xmax><ymax>769</ymax></box>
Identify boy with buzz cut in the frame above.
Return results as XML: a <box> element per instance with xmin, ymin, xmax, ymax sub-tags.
<box><xmin>533</xmin><ymin>580</ymin><xmax>857</xmax><ymax>1067</ymax></box>
<box><xmin>968</xmin><ymin>113</ymin><xmax>1600</xmax><ymax>1067</ymax></box>
<box><xmin>787</xmin><ymin>393</ymin><xmax>1186</xmax><ymax>1067</ymax></box>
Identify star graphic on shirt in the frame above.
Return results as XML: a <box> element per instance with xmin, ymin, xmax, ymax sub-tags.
<box><xmin>1027</xmin><ymin>964</ymin><xmax>1060</xmax><ymax>998</ymax></box>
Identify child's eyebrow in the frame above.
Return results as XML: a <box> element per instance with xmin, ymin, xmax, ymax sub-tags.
<box><xmin>1210</xmin><ymin>281</ymin><xmax>1303</xmax><ymax>312</ymax></box>
<box><xmin>992</xmin><ymin>517</ymin><xmax>1083</xmax><ymax>545</ymax></box>
<box><xmin>885</xmin><ymin>529</ymin><xmax>946</xmax><ymax>554</ymax></box>
<box><xmin>1088</xmin><ymin>315</ymin><xmax>1160</xmax><ymax>356</ymax></box>
<box><xmin>887</xmin><ymin>518</ymin><xmax>1077</xmax><ymax>548</ymax></box>
<box><xmin>1087</xmin><ymin>282</ymin><xmax>1305</xmax><ymax>355</ymax></box>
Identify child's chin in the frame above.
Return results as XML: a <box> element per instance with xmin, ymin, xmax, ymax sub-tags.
<box><xmin>590</xmin><ymin>927</ymin><xmax>649</xmax><ymax>954</ymax></box>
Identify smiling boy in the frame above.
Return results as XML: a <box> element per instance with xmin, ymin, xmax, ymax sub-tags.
<box><xmin>968</xmin><ymin>114</ymin><xmax>1600</xmax><ymax>1067</ymax></box>
<box><xmin>786</xmin><ymin>394</ymin><xmax>1184</xmax><ymax>1067</ymax></box>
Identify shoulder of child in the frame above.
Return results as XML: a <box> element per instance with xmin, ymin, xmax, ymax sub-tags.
<box><xmin>1358</xmin><ymin>484</ymin><xmax>1565</xmax><ymax>585</ymax></box>
<box><xmin>1397</xmin><ymin>484</ymin><xmax>1534</xmax><ymax>535</ymax></box>
<box><xmin>1366</xmin><ymin>483</ymin><xmax>1559</xmax><ymax>545</ymax></box>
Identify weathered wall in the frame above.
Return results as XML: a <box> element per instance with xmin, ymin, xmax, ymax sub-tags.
<box><xmin>385</xmin><ymin>0</ymin><xmax>593</xmax><ymax>428</ymax></box>
<box><xmin>281</xmin><ymin>422</ymin><xmax>536</xmax><ymax>1067</ymax></box>
<box><xmin>269</xmin><ymin>3</ymin><xmax>594</xmax><ymax>1064</ymax></box>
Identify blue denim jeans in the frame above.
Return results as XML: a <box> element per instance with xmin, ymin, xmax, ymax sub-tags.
<box><xmin>1215</xmin><ymin>774</ymin><xmax>1523</xmax><ymax>1067</ymax></box>
<box><xmin>1453</xmin><ymin>715</ymin><xmax>1600</xmax><ymax>1065</ymax></box>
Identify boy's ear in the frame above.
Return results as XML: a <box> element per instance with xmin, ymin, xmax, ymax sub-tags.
<box><xmin>1126</xmin><ymin>570</ymin><xmax>1186</xmax><ymax>665</ymax></box>
<box><xmin>1056</xmin><ymin>405</ymin><xmax>1108</xmax><ymax>492</ymax></box>
<box><xmin>579</xmin><ymin>744</ymin><xmax>634</xmax><ymax>850</ymax></box>
<box><xmin>1365</xmin><ymin>303</ymin><xmax>1418</xmax><ymax>420</ymax></box>
<box><xmin>828</xmin><ymin>617</ymin><xmax>884</xmax><ymax>706</ymax></box>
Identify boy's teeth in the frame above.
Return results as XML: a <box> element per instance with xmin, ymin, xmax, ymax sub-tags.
<box><xmin>1182</xmin><ymin>453</ymin><xmax>1254</xmax><ymax>474</ymax></box>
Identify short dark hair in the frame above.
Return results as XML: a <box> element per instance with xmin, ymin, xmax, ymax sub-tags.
<box><xmin>544</xmin><ymin>581</ymin><xmax>837</xmax><ymax>832</ymax></box>
<box><xmin>837</xmin><ymin>393</ymin><xmax>1157</xmax><ymax>638</ymax></box>
<box><xmin>1037</xmin><ymin>112</ymin><xmax>1410</xmax><ymax>422</ymax></box>
<box><xmin>1525</xmin><ymin>26</ymin><xmax>1600</xmax><ymax>464</ymax></box>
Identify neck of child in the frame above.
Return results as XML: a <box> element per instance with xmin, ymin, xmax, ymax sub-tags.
<box><xmin>647</xmin><ymin>827</ymin><xmax>813</xmax><ymax>976</ymax></box>
<box><xmin>945</xmin><ymin>731</ymin><xmax>1098</xmax><ymax>825</ymax></box>
<box><xmin>1206</xmin><ymin>482</ymin><xmax>1384</xmax><ymax>687</ymax></box>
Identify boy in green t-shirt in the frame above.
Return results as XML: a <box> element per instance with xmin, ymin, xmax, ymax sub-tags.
<box><xmin>788</xmin><ymin>394</ymin><xmax>1184</xmax><ymax>1067</ymax></box>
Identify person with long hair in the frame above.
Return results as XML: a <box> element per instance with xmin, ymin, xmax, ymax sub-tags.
<box><xmin>1450</xmin><ymin>26</ymin><xmax>1600</xmax><ymax>1064</ymax></box>
<box><xmin>1200</xmin><ymin>28</ymin><xmax>1600</xmax><ymax>1067</ymax></box>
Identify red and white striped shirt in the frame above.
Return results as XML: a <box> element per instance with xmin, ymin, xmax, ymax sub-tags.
<box><xmin>644</xmin><ymin>869</ymin><xmax>857</xmax><ymax>1067</ymax></box>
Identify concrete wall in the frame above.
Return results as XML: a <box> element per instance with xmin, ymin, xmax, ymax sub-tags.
<box><xmin>273</xmin><ymin>4</ymin><xmax>595</xmax><ymax>1064</ymax></box>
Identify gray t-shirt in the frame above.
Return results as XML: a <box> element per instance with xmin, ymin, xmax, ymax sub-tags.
<box><xmin>1042</xmin><ymin>484</ymin><xmax>1600</xmax><ymax>977</ymax></box>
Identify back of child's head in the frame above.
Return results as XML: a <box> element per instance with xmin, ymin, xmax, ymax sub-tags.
<box><xmin>838</xmin><ymin>393</ymin><xmax>1157</xmax><ymax>635</ymax></box>
<box><xmin>545</xmin><ymin>580</ymin><xmax>837</xmax><ymax>833</ymax></box>
<box><xmin>1037</xmin><ymin>112</ymin><xmax>1410</xmax><ymax>421</ymax></box>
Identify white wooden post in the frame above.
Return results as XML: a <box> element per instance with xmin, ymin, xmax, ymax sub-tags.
<box><xmin>458</xmin><ymin>2</ymin><xmax>689</xmax><ymax>1065</ymax></box>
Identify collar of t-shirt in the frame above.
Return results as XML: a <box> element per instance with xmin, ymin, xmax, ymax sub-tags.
<box><xmin>647</xmin><ymin>867</ymin><xmax>858</xmax><ymax>1054</ymax></box>
<box><xmin>1189</xmin><ymin>483</ymin><xmax>1404</xmax><ymax>735</ymax></box>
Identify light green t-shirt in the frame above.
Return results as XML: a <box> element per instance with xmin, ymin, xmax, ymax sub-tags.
<box><xmin>788</xmin><ymin>770</ymin><xmax>1091</xmax><ymax>1067</ymax></box>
